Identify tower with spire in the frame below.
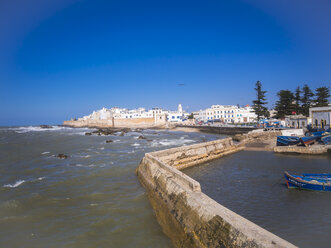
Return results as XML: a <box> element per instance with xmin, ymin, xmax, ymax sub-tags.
<box><xmin>178</xmin><ymin>104</ymin><xmax>183</xmax><ymax>114</ymax></box>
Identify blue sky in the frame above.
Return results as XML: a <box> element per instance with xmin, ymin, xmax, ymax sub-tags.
<box><xmin>1</xmin><ymin>0</ymin><xmax>330</xmax><ymax>125</ymax></box>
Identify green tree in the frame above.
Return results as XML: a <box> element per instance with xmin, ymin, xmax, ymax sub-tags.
<box><xmin>188</xmin><ymin>113</ymin><xmax>194</xmax><ymax>119</ymax></box>
<box><xmin>294</xmin><ymin>86</ymin><xmax>301</xmax><ymax>115</ymax></box>
<box><xmin>252</xmin><ymin>81</ymin><xmax>269</xmax><ymax>121</ymax></box>
<box><xmin>301</xmin><ymin>84</ymin><xmax>314</xmax><ymax>116</ymax></box>
<box><xmin>314</xmin><ymin>86</ymin><xmax>330</xmax><ymax>107</ymax></box>
<box><xmin>274</xmin><ymin>90</ymin><xmax>295</xmax><ymax>119</ymax></box>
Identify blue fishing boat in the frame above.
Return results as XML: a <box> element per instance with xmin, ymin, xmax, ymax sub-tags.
<box><xmin>299</xmin><ymin>136</ymin><xmax>317</xmax><ymax>146</ymax></box>
<box><xmin>321</xmin><ymin>134</ymin><xmax>331</xmax><ymax>145</ymax></box>
<box><xmin>302</xmin><ymin>173</ymin><xmax>331</xmax><ymax>178</ymax></box>
<box><xmin>310</xmin><ymin>131</ymin><xmax>325</xmax><ymax>137</ymax></box>
<box><xmin>284</xmin><ymin>171</ymin><xmax>331</xmax><ymax>191</ymax></box>
<box><xmin>276</xmin><ymin>136</ymin><xmax>300</xmax><ymax>146</ymax></box>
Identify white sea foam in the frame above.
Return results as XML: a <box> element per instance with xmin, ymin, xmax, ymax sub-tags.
<box><xmin>14</xmin><ymin>126</ymin><xmax>64</xmax><ymax>133</ymax></box>
<box><xmin>14</xmin><ymin>126</ymin><xmax>94</xmax><ymax>134</ymax></box>
<box><xmin>131</xmin><ymin>143</ymin><xmax>140</xmax><ymax>147</ymax></box>
<box><xmin>41</xmin><ymin>152</ymin><xmax>50</xmax><ymax>155</ymax></box>
<box><xmin>32</xmin><ymin>177</ymin><xmax>46</xmax><ymax>182</ymax></box>
<box><xmin>3</xmin><ymin>180</ymin><xmax>25</xmax><ymax>188</ymax></box>
<box><xmin>74</xmin><ymin>154</ymin><xmax>91</xmax><ymax>158</ymax></box>
<box><xmin>151</xmin><ymin>138</ymin><xmax>195</xmax><ymax>147</ymax></box>
<box><xmin>45</xmin><ymin>155</ymin><xmax>56</xmax><ymax>159</ymax></box>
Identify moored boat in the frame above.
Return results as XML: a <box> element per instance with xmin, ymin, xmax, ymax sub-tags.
<box><xmin>284</xmin><ymin>171</ymin><xmax>331</xmax><ymax>191</ymax></box>
<box><xmin>310</xmin><ymin>131</ymin><xmax>325</xmax><ymax>137</ymax></box>
<box><xmin>276</xmin><ymin>136</ymin><xmax>300</xmax><ymax>146</ymax></box>
<box><xmin>321</xmin><ymin>134</ymin><xmax>331</xmax><ymax>145</ymax></box>
<box><xmin>299</xmin><ymin>136</ymin><xmax>317</xmax><ymax>147</ymax></box>
<box><xmin>302</xmin><ymin>173</ymin><xmax>331</xmax><ymax>179</ymax></box>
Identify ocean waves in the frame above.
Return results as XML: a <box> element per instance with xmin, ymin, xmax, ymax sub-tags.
<box><xmin>3</xmin><ymin>180</ymin><xmax>25</xmax><ymax>188</ymax></box>
<box><xmin>2</xmin><ymin>177</ymin><xmax>45</xmax><ymax>188</ymax></box>
<box><xmin>4</xmin><ymin>125</ymin><xmax>93</xmax><ymax>134</ymax></box>
<box><xmin>0</xmin><ymin>127</ymin><xmax>223</xmax><ymax>247</ymax></box>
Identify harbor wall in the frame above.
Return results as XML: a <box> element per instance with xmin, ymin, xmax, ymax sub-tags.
<box><xmin>63</xmin><ymin>117</ymin><xmax>163</xmax><ymax>128</ymax></box>
<box><xmin>274</xmin><ymin>145</ymin><xmax>329</xmax><ymax>154</ymax></box>
<box><xmin>136</xmin><ymin>138</ymin><xmax>296</xmax><ymax>248</ymax></box>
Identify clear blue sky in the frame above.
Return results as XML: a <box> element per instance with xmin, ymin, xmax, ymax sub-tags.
<box><xmin>1</xmin><ymin>0</ymin><xmax>330</xmax><ymax>125</ymax></box>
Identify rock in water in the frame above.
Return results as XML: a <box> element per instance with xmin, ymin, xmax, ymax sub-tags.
<box><xmin>40</xmin><ymin>125</ymin><xmax>53</xmax><ymax>129</ymax></box>
<box><xmin>85</xmin><ymin>132</ymin><xmax>92</xmax><ymax>136</ymax></box>
<box><xmin>137</xmin><ymin>135</ymin><xmax>146</xmax><ymax>140</ymax></box>
<box><xmin>57</xmin><ymin>154</ymin><xmax>68</xmax><ymax>159</ymax></box>
<box><xmin>106</xmin><ymin>140</ymin><xmax>113</xmax><ymax>143</ymax></box>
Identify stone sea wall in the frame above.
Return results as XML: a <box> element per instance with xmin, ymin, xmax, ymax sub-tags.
<box><xmin>63</xmin><ymin>117</ymin><xmax>161</xmax><ymax>128</ymax></box>
<box><xmin>274</xmin><ymin>145</ymin><xmax>329</xmax><ymax>154</ymax></box>
<box><xmin>136</xmin><ymin>138</ymin><xmax>296</xmax><ymax>248</ymax></box>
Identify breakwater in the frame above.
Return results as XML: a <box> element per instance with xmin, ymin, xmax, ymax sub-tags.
<box><xmin>136</xmin><ymin>138</ymin><xmax>296</xmax><ymax>248</ymax></box>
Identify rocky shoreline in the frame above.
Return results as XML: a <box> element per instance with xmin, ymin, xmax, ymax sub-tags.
<box><xmin>64</xmin><ymin>124</ymin><xmax>330</xmax><ymax>155</ymax></box>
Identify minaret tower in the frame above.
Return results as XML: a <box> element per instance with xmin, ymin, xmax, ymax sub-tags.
<box><xmin>178</xmin><ymin>104</ymin><xmax>183</xmax><ymax>114</ymax></box>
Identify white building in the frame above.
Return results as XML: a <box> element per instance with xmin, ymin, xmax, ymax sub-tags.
<box><xmin>167</xmin><ymin>104</ymin><xmax>187</xmax><ymax>122</ymax></box>
<box><xmin>197</xmin><ymin>104</ymin><xmax>257</xmax><ymax>123</ymax></box>
<box><xmin>77</xmin><ymin>104</ymin><xmax>188</xmax><ymax>123</ymax></box>
<box><xmin>309</xmin><ymin>106</ymin><xmax>331</xmax><ymax>129</ymax></box>
<box><xmin>285</xmin><ymin>115</ymin><xmax>310</xmax><ymax>128</ymax></box>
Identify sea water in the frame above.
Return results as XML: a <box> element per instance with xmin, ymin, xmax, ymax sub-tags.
<box><xmin>184</xmin><ymin>151</ymin><xmax>331</xmax><ymax>248</ymax></box>
<box><xmin>0</xmin><ymin>126</ymin><xmax>223</xmax><ymax>247</ymax></box>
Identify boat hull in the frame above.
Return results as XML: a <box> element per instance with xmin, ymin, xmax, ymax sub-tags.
<box><xmin>284</xmin><ymin>172</ymin><xmax>331</xmax><ymax>191</ymax></box>
<box><xmin>276</xmin><ymin>136</ymin><xmax>300</xmax><ymax>146</ymax></box>
<box><xmin>321</xmin><ymin>134</ymin><xmax>331</xmax><ymax>145</ymax></box>
<box><xmin>299</xmin><ymin>136</ymin><xmax>317</xmax><ymax>147</ymax></box>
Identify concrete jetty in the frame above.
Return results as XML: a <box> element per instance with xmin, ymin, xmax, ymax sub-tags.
<box><xmin>274</xmin><ymin>145</ymin><xmax>330</xmax><ymax>154</ymax></box>
<box><xmin>136</xmin><ymin>138</ymin><xmax>297</xmax><ymax>248</ymax></box>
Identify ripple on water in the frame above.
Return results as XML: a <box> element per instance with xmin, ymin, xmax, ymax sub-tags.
<box><xmin>0</xmin><ymin>127</ymin><xmax>224</xmax><ymax>247</ymax></box>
